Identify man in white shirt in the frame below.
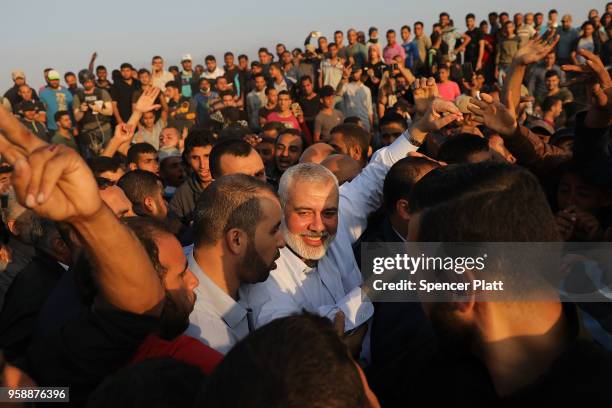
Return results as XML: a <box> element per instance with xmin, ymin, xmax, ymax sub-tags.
<box><xmin>246</xmin><ymin>96</ymin><xmax>462</xmax><ymax>358</ymax></box>
<box><xmin>336</xmin><ymin>66</ymin><xmax>373</xmax><ymax>132</ymax></box>
<box><xmin>185</xmin><ymin>175</ymin><xmax>285</xmax><ymax>354</ymax></box>
<box><xmin>151</xmin><ymin>56</ymin><xmax>175</xmax><ymax>91</ymax></box>
<box><xmin>246</xmin><ymin>73</ymin><xmax>267</xmax><ymax>131</ymax></box>
<box><xmin>201</xmin><ymin>55</ymin><xmax>225</xmax><ymax>81</ymax></box>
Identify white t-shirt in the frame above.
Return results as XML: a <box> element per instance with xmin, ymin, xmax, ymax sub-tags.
<box><xmin>152</xmin><ymin>71</ymin><xmax>175</xmax><ymax>91</ymax></box>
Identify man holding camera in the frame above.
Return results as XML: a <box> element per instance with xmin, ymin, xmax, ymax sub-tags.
<box><xmin>73</xmin><ymin>70</ymin><xmax>113</xmax><ymax>158</ymax></box>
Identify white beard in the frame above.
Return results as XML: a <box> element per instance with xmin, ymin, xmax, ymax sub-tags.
<box><xmin>280</xmin><ymin>219</ymin><xmax>336</xmax><ymax>261</ymax></box>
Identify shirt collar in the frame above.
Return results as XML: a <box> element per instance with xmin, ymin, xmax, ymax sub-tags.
<box><xmin>188</xmin><ymin>250</ymin><xmax>248</xmax><ymax>329</ymax></box>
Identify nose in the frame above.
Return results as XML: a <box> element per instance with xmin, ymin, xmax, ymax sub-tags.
<box><xmin>309</xmin><ymin>213</ymin><xmax>325</xmax><ymax>233</ymax></box>
<box><xmin>281</xmin><ymin>148</ymin><xmax>289</xmax><ymax>157</ymax></box>
<box><xmin>276</xmin><ymin>230</ymin><xmax>286</xmax><ymax>248</ymax></box>
<box><xmin>186</xmin><ymin>268</ymin><xmax>199</xmax><ymax>290</ymax></box>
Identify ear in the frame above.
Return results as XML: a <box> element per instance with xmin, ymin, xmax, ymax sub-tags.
<box><xmin>395</xmin><ymin>198</ymin><xmax>411</xmax><ymax>221</ymax></box>
<box><xmin>225</xmin><ymin>228</ymin><xmax>247</xmax><ymax>256</ymax></box>
<box><xmin>350</xmin><ymin>145</ymin><xmax>362</xmax><ymax>162</ymax></box>
<box><xmin>143</xmin><ymin>196</ymin><xmax>156</xmax><ymax>214</ymax></box>
<box><xmin>367</xmin><ymin>145</ymin><xmax>373</xmax><ymax>158</ymax></box>
<box><xmin>453</xmin><ymin>269</ymin><xmax>477</xmax><ymax>315</ymax></box>
<box><xmin>128</xmin><ymin>163</ymin><xmax>138</xmax><ymax>171</ymax></box>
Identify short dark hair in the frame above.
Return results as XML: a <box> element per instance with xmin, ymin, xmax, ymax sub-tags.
<box><xmin>252</xmin><ymin>73</ymin><xmax>265</xmax><ymax>81</ymax></box>
<box><xmin>204</xmin><ymin>313</ymin><xmax>368</xmax><ymax>408</ymax></box>
<box><xmin>334</xmin><ymin>30</ymin><xmax>343</xmax><ymax>36</ymax></box>
<box><xmin>151</xmin><ymin>55</ymin><xmax>162</xmax><ymax>62</ymax></box>
<box><xmin>64</xmin><ymin>72</ymin><xmax>75</xmax><ymax>79</ymax></box>
<box><xmin>96</xmin><ymin>65</ymin><xmax>107</xmax><ymax>72</ymax></box>
<box><xmin>319</xmin><ymin>85</ymin><xmax>335</xmax><ymax>98</ymax></box>
<box><xmin>137</xmin><ymin>68</ymin><xmax>150</xmax><ymax>76</ymax></box>
<box><xmin>383</xmin><ymin>157</ymin><xmax>440</xmax><ymax>214</ymax></box>
<box><xmin>437</xmin><ymin>133</ymin><xmax>491</xmax><ymax>164</ymax></box>
<box><xmin>205</xmin><ymin>55</ymin><xmax>216</xmax><ymax>62</ymax></box>
<box><xmin>379</xmin><ymin>111</ymin><xmax>407</xmax><ymax>130</ymax></box>
<box><xmin>193</xmin><ymin>174</ymin><xmax>274</xmax><ymax>247</ymax></box>
<box><xmin>489</xmin><ymin>12</ymin><xmax>498</xmax><ymax>18</ymax></box>
<box><xmin>541</xmin><ymin>95</ymin><xmax>562</xmax><ymax>112</ymax></box>
<box><xmin>440</xmin><ymin>12</ymin><xmax>449</xmax><ymax>19</ymax></box>
<box><xmin>330</xmin><ymin>123</ymin><xmax>370</xmax><ymax>162</ymax></box>
<box><xmin>299</xmin><ymin>75</ymin><xmax>313</xmax><ymax>85</ymax></box>
<box><xmin>414</xmin><ymin>21</ymin><xmax>424</xmax><ymax>28</ymax></box>
<box><xmin>410</xmin><ymin>162</ymin><xmax>560</xmax><ymax>241</ymax></box>
<box><xmin>224</xmin><ymin>51</ymin><xmax>234</xmax><ymax>58</ymax></box>
<box><xmin>88</xmin><ymin>156</ymin><xmax>122</xmax><ymax>176</ymax></box>
<box><xmin>549</xmin><ymin>9</ymin><xmax>558</xmax><ymax>16</ymax></box>
<box><xmin>265</xmin><ymin>86</ymin><xmax>277</xmax><ymax>96</ymax></box>
<box><xmin>127</xmin><ymin>143</ymin><xmax>157</xmax><ymax>165</ymax></box>
<box><xmin>209</xmin><ymin>139</ymin><xmax>255</xmax><ymax>179</ymax></box>
<box><xmin>117</xmin><ymin>170</ymin><xmax>162</xmax><ymax>215</ymax></box>
<box><xmin>386</xmin><ymin>29</ymin><xmax>396</xmax><ymax>35</ymax></box>
<box><xmin>120</xmin><ymin>63</ymin><xmax>133</xmax><ymax>70</ymax></box>
<box><xmin>238</xmin><ymin>54</ymin><xmax>248</xmax><ymax>61</ymax></box>
<box><xmin>545</xmin><ymin>69</ymin><xmax>560</xmax><ymax>79</ymax></box>
<box><xmin>165</xmin><ymin>80</ymin><xmax>179</xmax><ymax>90</ymax></box>
<box><xmin>54</xmin><ymin>110</ymin><xmax>70</xmax><ymax>122</ymax></box>
<box><xmin>277</xmin><ymin>90</ymin><xmax>291</xmax><ymax>99</ymax></box>
<box><xmin>123</xmin><ymin>216</ymin><xmax>173</xmax><ymax>279</ymax></box>
<box><xmin>184</xmin><ymin>129</ymin><xmax>216</xmax><ymax>158</ymax></box>
<box><xmin>466</xmin><ymin>13</ymin><xmax>475</xmax><ymax>20</ymax></box>
<box><xmin>88</xmin><ymin>358</ymin><xmax>205</xmax><ymax>408</ymax></box>
<box><xmin>401</xmin><ymin>25</ymin><xmax>411</xmax><ymax>32</ymax></box>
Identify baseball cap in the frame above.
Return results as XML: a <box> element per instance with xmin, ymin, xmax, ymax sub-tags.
<box><xmin>20</xmin><ymin>101</ymin><xmax>36</xmax><ymax>112</ymax></box>
<box><xmin>47</xmin><ymin>70</ymin><xmax>61</xmax><ymax>81</ymax></box>
<box><xmin>11</xmin><ymin>70</ymin><xmax>25</xmax><ymax>80</ymax></box>
<box><xmin>181</xmin><ymin>54</ymin><xmax>192</xmax><ymax>62</ymax></box>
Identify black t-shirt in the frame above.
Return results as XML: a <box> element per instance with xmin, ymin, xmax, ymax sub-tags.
<box><xmin>110</xmin><ymin>79</ymin><xmax>141</xmax><ymax>122</ymax></box>
<box><xmin>364</xmin><ymin>61</ymin><xmax>386</xmax><ymax>100</ymax></box>
<box><xmin>27</xmin><ymin>305</ymin><xmax>160</xmax><ymax>406</ymax></box>
<box><xmin>298</xmin><ymin>94</ymin><xmax>320</xmax><ymax>123</ymax></box>
<box><xmin>465</xmin><ymin>28</ymin><xmax>483</xmax><ymax>66</ymax></box>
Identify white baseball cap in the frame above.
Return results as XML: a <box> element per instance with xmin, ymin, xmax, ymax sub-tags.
<box><xmin>181</xmin><ymin>54</ymin><xmax>193</xmax><ymax>62</ymax></box>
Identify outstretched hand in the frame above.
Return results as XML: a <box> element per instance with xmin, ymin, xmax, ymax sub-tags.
<box><xmin>412</xmin><ymin>77</ymin><xmax>439</xmax><ymax>116</ymax></box>
<box><xmin>0</xmin><ymin>106</ymin><xmax>102</xmax><ymax>222</ymax></box>
<box><xmin>409</xmin><ymin>97</ymin><xmax>463</xmax><ymax>144</ymax></box>
<box><xmin>134</xmin><ymin>87</ymin><xmax>162</xmax><ymax>114</ymax></box>
<box><xmin>513</xmin><ymin>33</ymin><xmax>560</xmax><ymax>66</ymax></box>
<box><xmin>468</xmin><ymin>93</ymin><xmax>518</xmax><ymax>137</ymax></box>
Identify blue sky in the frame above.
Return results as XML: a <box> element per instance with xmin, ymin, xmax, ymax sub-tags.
<box><xmin>0</xmin><ymin>0</ymin><xmax>605</xmax><ymax>91</ymax></box>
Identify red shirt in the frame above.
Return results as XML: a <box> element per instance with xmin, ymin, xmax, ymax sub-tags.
<box><xmin>131</xmin><ymin>334</ymin><xmax>223</xmax><ymax>374</ymax></box>
<box><xmin>436</xmin><ymin>81</ymin><xmax>461</xmax><ymax>102</ymax></box>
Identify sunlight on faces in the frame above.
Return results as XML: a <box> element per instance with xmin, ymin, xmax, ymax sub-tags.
<box><xmin>282</xmin><ymin>179</ymin><xmax>339</xmax><ymax>260</ymax></box>
<box><xmin>218</xmin><ymin>150</ymin><xmax>266</xmax><ymax>182</ymax></box>
<box><xmin>100</xmin><ymin>186</ymin><xmax>135</xmax><ymax>218</ymax></box>
<box><xmin>159</xmin><ymin>127</ymin><xmax>180</xmax><ymax>149</ymax></box>
<box><xmin>156</xmin><ymin>232</ymin><xmax>199</xmax><ymax>337</ymax></box>
<box><xmin>275</xmin><ymin>133</ymin><xmax>303</xmax><ymax>172</ymax></box>
<box><xmin>239</xmin><ymin>195</ymin><xmax>285</xmax><ymax>283</ymax></box>
<box><xmin>189</xmin><ymin>145</ymin><xmax>213</xmax><ymax>183</ymax></box>
<box><xmin>133</xmin><ymin>152</ymin><xmax>160</xmax><ymax>175</ymax></box>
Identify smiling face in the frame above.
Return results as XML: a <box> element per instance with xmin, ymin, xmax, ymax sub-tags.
<box><xmin>275</xmin><ymin>133</ymin><xmax>303</xmax><ymax>172</ymax></box>
<box><xmin>282</xmin><ymin>179</ymin><xmax>339</xmax><ymax>260</ymax></box>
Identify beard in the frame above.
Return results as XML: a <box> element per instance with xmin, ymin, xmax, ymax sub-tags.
<box><xmin>158</xmin><ymin>290</ymin><xmax>196</xmax><ymax>340</ymax></box>
<box><xmin>280</xmin><ymin>219</ymin><xmax>336</xmax><ymax>261</ymax></box>
<box><xmin>240</xmin><ymin>239</ymin><xmax>280</xmax><ymax>283</ymax></box>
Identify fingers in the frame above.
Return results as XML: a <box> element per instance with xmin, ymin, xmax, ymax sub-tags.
<box><xmin>0</xmin><ymin>132</ymin><xmax>28</xmax><ymax>165</ymax></box>
<box><xmin>480</xmin><ymin>93</ymin><xmax>493</xmax><ymax>104</ymax></box>
<box><xmin>0</xmin><ymin>106</ymin><xmax>48</xmax><ymax>154</ymax></box>
<box><xmin>11</xmin><ymin>157</ymin><xmax>32</xmax><ymax>208</ymax></box>
<box><xmin>468</xmin><ymin>97</ymin><xmax>489</xmax><ymax>110</ymax></box>
<box><xmin>22</xmin><ymin>145</ymin><xmax>61</xmax><ymax>207</ymax></box>
<box><xmin>560</xmin><ymin>64</ymin><xmax>586</xmax><ymax>73</ymax></box>
<box><xmin>592</xmin><ymin>84</ymin><xmax>609</xmax><ymax>108</ymax></box>
<box><xmin>434</xmin><ymin>113</ymin><xmax>462</xmax><ymax>129</ymax></box>
<box><xmin>432</xmin><ymin>98</ymin><xmax>461</xmax><ymax>116</ymax></box>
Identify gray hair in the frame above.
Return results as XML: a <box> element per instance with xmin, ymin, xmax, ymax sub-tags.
<box><xmin>278</xmin><ymin>163</ymin><xmax>338</xmax><ymax>208</ymax></box>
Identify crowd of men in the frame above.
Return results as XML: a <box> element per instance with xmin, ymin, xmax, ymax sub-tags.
<box><xmin>0</xmin><ymin>4</ymin><xmax>611</xmax><ymax>407</ymax></box>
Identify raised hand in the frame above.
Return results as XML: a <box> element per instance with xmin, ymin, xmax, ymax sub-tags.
<box><xmin>112</xmin><ymin>123</ymin><xmax>136</xmax><ymax>145</ymax></box>
<box><xmin>409</xmin><ymin>97</ymin><xmax>463</xmax><ymax>144</ymax></box>
<box><xmin>513</xmin><ymin>34</ymin><xmax>560</xmax><ymax>66</ymax></box>
<box><xmin>134</xmin><ymin>87</ymin><xmax>162</xmax><ymax>114</ymax></box>
<box><xmin>468</xmin><ymin>93</ymin><xmax>517</xmax><ymax>137</ymax></box>
<box><xmin>0</xmin><ymin>106</ymin><xmax>102</xmax><ymax>222</ymax></box>
<box><xmin>412</xmin><ymin>77</ymin><xmax>439</xmax><ymax>116</ymax></box>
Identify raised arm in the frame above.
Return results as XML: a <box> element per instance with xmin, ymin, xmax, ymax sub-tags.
<box><xmin>0</xmin><ymin>106</ymin><xmax>164</xmax><ymax>315</ymax></box>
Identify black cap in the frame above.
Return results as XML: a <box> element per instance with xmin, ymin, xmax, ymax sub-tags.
<box><xmin>20</xmin><ymin>101</ymin><xmax>36</xmax><ymax>111</ymax></box>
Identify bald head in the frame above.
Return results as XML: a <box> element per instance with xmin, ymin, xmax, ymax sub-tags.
<box><xmin>321</xmin><ymin>154</ymin><xmax>362</xmax><ymax>185</ymax></box>
<box><xmin>299</xmin><ymin>143</ymin><xmax>335</xmax><ymax>164</ymax></box>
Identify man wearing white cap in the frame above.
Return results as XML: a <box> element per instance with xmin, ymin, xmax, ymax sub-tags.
<box><xmin>38</xmin><ymin>70</ymin><xmax>73</xmax><ymax>132</ymax></box>
<box><xmin>179</xmin><ymin>54</ymin><xmax>195</xmax><ymax>98</ymax></box>
<box><xmin>3</xmin><ymin>70</ymin><xmax>38</xmax><ymax>108</ymax></box>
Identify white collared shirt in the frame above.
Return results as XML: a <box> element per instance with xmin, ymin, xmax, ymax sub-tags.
<box><xmin>246</xmin><ymin>132</ymin><xmax>418</xmax><ymax>333</ymax></box>
<box><xmin>185</xmin><ymin>251</ymin><xmax>254</xmax><ymax>354</ymax></box>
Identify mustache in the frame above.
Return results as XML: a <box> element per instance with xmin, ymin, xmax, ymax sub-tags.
<box><xmin>299</xmin><ymin>232</ymin><xmax>330</xmax><ymax>238</ymax></box>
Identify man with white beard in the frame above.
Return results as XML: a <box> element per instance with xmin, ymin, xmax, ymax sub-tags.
<box><xmin>246</xmin><ymin>93</ymin><xmax>463</xmax><ymax>357</ymax></box>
